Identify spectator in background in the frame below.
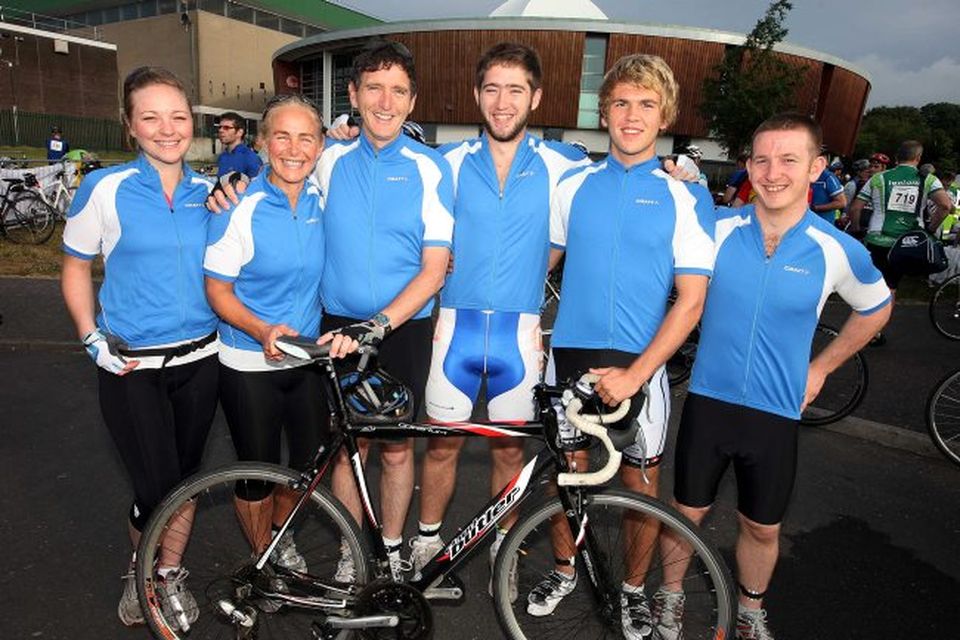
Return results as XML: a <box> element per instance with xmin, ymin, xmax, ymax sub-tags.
<box><xmin>868</xmin><ymin>152</ymin><xmax>889</xmax><ymax>176</ymax></box>
<box><xmin>684</xmin><ymin>145</ymin><xmax>709</xmax><ymax>189</ymax></box>
<box><xmin>46</xmin><ymin>126</ymin><xmax>70</xmax><ymax>164</ymax></box>
<box><xmin>809</xmin><ymin>153</ymin><xmax>846</xmax><ymax>224</ymax></box>
<box><xmin>721</xmin><ymin>153</ymin><xmax>749</xmax><ymax>205</ymax></box>
<box><xmin>842</xmin><ymin>158</ymin><xmax>872</xmax><ymax>236</ymax></box>
<box><xmin>934</xmin><ymin>169</ymin><xmax>958</xmax><ymax>241</ymax></box>
<box><xmin>216</xmin><ymin>111</ymin><xmax>262</xmax><ymax>179</ymax></box>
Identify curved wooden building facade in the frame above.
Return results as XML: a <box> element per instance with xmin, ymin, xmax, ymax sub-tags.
<box><xmin>274</xmin><ymin>19</ymin><xmax>870</xmax><ymax>159</ymax></box>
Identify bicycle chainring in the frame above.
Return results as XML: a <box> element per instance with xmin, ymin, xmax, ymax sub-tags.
<box><xmin>354</xmin><ymin>579</ymin><xmax>433</xmax><ymax>640</ymax></box>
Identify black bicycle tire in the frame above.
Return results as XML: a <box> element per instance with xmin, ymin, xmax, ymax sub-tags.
<box><xmin>925</xmin><ymin>368</ymin><xmax>960</xmax><ymax>467</ymax></box>
<box><xmin>6</xmin><ymin>192</ymin><xmax>56</xmax><ymax>244</ymax></box>
<box><xmin>492</xmin><ymin>488</ymin><xmax>736</xmax><ymax>640</ymax></box>
<box><xmin>137</xmin><ymin>462</ymin><xmax>370</xmax><ymax>640</ymax></box>
<box><xmin>929</xmin><ymin>273</ymin><xmax>960</xmax><ymax>341</ymax></box>
<box><xmin>799</xmin><ymin>323</ymin><xmax>869</xmax><ymax>427</ymax></box>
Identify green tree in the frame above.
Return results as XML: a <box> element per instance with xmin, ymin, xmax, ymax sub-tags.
<box><xmin>855</xmin><ymin>104</ymin><xmax>958</xmax><ymax>170</ymax></box>
<box><xmin>700</xmin><ymin>0</ymin><xmax>802</xmax><ymax>159</ymax></box>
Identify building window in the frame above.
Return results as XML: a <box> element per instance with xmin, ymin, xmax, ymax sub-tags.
<box><xmin>256</xmin><ymin>12</ymin><xmax>279</xmax><ymax>30</ymax></box>
<box><xmin>157</xmin><ymin>0</ymin><xmax>178</xmax><ymax>16</ymax></box>
<box><xmin>332</xmin><ymin>52</ymin><xmax>356</xmax><ymax>117</ymax></box>
<box><xmin>226</xmin><ymin>2</ymin><xmax>253</xmax><ymax>24</ymax></box>
<box><xmin>140</xmin><ymin>1</ymin><xmax>157</xmax><ymax>18</ymax></box>
<box><xmin>577</xmin><ymin>34</ymin><xmax>607</xmax><ymax>129</ymax></box>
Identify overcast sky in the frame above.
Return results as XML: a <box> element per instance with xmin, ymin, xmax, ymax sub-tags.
<box><xmin>334</xmin><ymin>0</ymin><xmax>959</xmax><ymax>109</ymax></box>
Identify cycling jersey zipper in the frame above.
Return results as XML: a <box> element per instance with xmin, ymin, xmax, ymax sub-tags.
<box><xmin>292</xmin><ymin>195</ymin><xmax>304</xmax><ymax>329</ymax></box>
<box><xmin>741</xmin><ymin>252</ymin><xmax>772</xmax><ymax>399</ymax></box>
<box><xmin>609</xmin><ymin>169</ymin><xmax>629</xmax><ymax>345</ymax></box>
<box><xmin>167</xmin><ymin>180</ymin><xmax>186</xmax><ymax>339</ymax></box>
<box><xmin>369</xmin><ymin>153</ymin><xmax>380</xmax><ymax>315</ymax></box>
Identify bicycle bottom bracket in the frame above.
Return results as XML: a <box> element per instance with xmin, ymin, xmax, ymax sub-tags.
<box><xmin>353</xmin><ymin>579</ymin><xmax>434</xmax><ymax>640</ymax></box>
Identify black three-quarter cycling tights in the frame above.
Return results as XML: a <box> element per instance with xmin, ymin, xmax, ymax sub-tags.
<box><xmin>97</xmin><ymin>354</ymin><xmax>219</xmax><ymax>531</ymax></box>
<box><xmin>218</xmin><ymin>363</ymin><xmax>330</xmax><ymax>500</ymax></box>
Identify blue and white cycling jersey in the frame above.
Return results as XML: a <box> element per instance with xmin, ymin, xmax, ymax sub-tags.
<box><xmin>315</xmin><ymin>133</ymin><xmax>454</xmax><ymax>321</ymax></box>
<box><xmin>549</xmin><ymin>155</ymin><xmax>716</xmax><ymax>354</ymax></box>
<box><xmin>204</xmin><ymin>169</ymin><xmax>325</xmax><ymax>371</ymax></box>
<box><xmin>690</xmin><ymin>205</ymin><xmax>891</xmax><ymax>419</ymax></box>
<box><xmin>810</xmin><ymin>169</ymin><xmax>844</xmax><ymax>223</ymax></box>
<box><xmin>63</xmin><ymin>154</ymin><xmax>217</xmax><ymax>349</ymax></box>
<box><xmin>439</xmin><ymin>133</ymin><xmax>589</xmax><ymax>313</ymax></box>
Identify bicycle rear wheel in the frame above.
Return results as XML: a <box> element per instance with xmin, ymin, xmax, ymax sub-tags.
<box><xmin>4</xmin><ymin>193</ymin><xmax>56</xmax><ymax>244</ymax></box>
<box><xmin>492</xmin><ymin>489</ymin><xmax>735</xmax><ymax>640</ymax></box>
<box><xmin>929</xmin><ymin>273</ymin><xmax>960</xmax><ymax>340</ymax></box>
<box><xmin>926</xmin><ymin>369</ymin><xmax>960</xmax><ymax>467</ymax></box>
<box><xmin>137</xmin><ymin>463</ymin><xmax>370</xmax><ymax>639</ymax></box>
<box><xmin>667</xmin><ymin>326</ymin><xmax>699</xmax><ymax>387</ymax></box>
<box><xmin>800</xmin><ymin>323</ymin><xmax>868</xmax><ymax>426</ymax></box>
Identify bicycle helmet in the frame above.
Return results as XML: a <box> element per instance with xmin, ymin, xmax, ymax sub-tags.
<box><xmin>684</xmin><ymin>145</ymin><xmax>703</xmax><ymax>160</ymax></box>
<box><xmin>401</xmin><ymin>121</ymin><xmax>426</xmax><ymax>144</ymax></box>
<box><xmin>853</xmin><ymin>158</ymin><xmax>870</xmax><ymax>172</ymax></box>
<box><xmin>568</xmin><ymin>139</ymin><xmax>589</xmax><ymax>156</ymax></box>
<box><xmin>828</xmin><ymin>159</ymin><xmax>843</xmax><ymax>171</ymax></box>
<box><xmin>339</xmin><ymin>368</ymin><xmax>414</xmax><ymax>424</ymax></box>
<box><xmin>869</xmin><ymin>152</ymin><xmax>890</xmax><ymax>166</ymax></box>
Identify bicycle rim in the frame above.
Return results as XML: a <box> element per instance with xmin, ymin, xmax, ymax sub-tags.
<box><xmin>137</xmin><ymin>463</ymin><xmax>369</xmax><ymax>639</ymax></box>
<box><xmin>800</xmin><ymin>324</ymin><xmax>868</xmax><ymax>426</ymax></box>
<box><xmin>493</xmin><ymin>489</ymin><xmax>735</xmax><ymax>639</ymax></box>
<box><xmin>5</xmin><ymin>194</ymin><xmax>55</xmax><ymax>244</ymax></box>
<box><xmin>926</xmin><ymin>369</ymin><xmax>960</xmax><ymax>467</ymax></box>
<box><xmin>929</xmin><ymin>274</ymin><xmax>960</xmax><ymax>341</ymax></box>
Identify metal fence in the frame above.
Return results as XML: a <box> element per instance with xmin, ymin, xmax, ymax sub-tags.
<box><xmin>0</xmin><ymin>109</ymin><xmax>125</xmax><ymax>151</ymax></box>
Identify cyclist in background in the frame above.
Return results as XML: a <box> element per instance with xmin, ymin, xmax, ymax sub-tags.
<box><xmin>536</xmin><ymin>53</ymin><xmax>715</xmax><ymax>639</ymax></box>
<box><xmin>61</xmin><ymin>66</ymin><xmax>219</xmax><ymax>629</ymax></box>
<box><xmin>848</xmin><ymin>140</ymin><xmax>953</xmax><ymax>344</ymax></box>
<box><xmin>721</xmin><ymin>153</ymin><xmax>749</xmax><ymax>205</ymax></box>
<box><xmin>809</xmin><ymin>154</ymin><xmax>846</xmax><ymax>224</ymax></box>
<box><xmin>657</xmin><ymin>113</ymin><xmax>891</xmax><ymax>640</ymax></box>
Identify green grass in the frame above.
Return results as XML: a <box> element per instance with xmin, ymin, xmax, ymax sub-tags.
<box><xmin>0</xmin><ymin>145</ymin><xmax>137</xmax><ymax>165</ymax></box>
<box><xmin>0</xmin><ymin>224</ymin><xmax>103</xmax><ymax>278</ymax></box>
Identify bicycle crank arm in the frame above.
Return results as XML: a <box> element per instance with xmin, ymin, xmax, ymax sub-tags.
<box><xmin>323</xmin><ymin>614</ymin><xmax>400</xmax><ymax>629</ymax></box>
<box><xmin>423</xmin><ymin>585</ymin><xmax>463</xmax><ymax>600</ymax></box>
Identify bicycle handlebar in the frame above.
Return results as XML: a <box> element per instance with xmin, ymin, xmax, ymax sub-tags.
<box><xmin>557</xmin><ymin>374</ymin><xmax>634</xmax><ymax>487</ymax></box>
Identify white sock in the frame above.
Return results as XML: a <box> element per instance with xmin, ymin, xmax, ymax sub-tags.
<box><xmin>383</xmin><ymin>535</ymin><xmax>403</xmax><ymax>555</ymax></box>
<box><xmin>418</xmin><ymin>521</ymin><xmax>442</xmax><ymax>542</ymax></box>
<box><xmin>622</xmin><ymin>581</ymin><xmax>645</xmax><ymax>594</ymax></box>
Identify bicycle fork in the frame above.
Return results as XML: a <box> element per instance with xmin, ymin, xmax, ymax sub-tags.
<box><xmin>559</xmin><ymin>488</ymin><xmax>621</xmax><ymax>618</ymax></box>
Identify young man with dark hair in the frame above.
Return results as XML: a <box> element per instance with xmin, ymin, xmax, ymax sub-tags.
<box><xmin>657</xmin><ymin>113</ymin><xmax>892</xmax><ymax>640</ymax></box>
<box><xmin>406</xmin><ymin>41</ymin><xmax>590</xmax><ymax>598</ymax></box>
<box><xmin>216</xmin><ymin>111</ymin><xmax>261</xmax><ymax>178</ymax></box>
<box><xmin>319</xmin><ymin>38</ymin><xmax>455</xmax><ymax>582</ymax></box>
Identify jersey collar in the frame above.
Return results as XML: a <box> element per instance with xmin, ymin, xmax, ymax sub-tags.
<box><xmin>605</xmin><ymin>154</ymin><xmax>661</xmax><ymax>175</ymax></box>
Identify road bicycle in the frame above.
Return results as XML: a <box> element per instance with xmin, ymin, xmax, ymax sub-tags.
<box><xmin>0</xmin><ymin>175</ymin><xmax>56</xmax><ymax>244</ymax></box>
<box><xmin>33</xmin><ymin>163</ymin><xmax>77</xmax><ymax>220</ymax></box>
<box><xmin>136</xmin><ymin>337</ymin><xmax>735</xmax><ymax>639</ymax></box>
<box><xmin>929</xmin><ymin>272</ymin><xmax>960</xmax><ymax>340</ymax></box>
<box><xmin>925</xmin><ymin>367</ymin><xmax>960</xmax><ymax>467</ymax></box>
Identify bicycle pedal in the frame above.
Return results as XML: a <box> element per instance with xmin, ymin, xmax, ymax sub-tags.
<box><xmin>423</xmin><ymin>572</ymin><xmax>464</xmax><ymax>601</ymax></box>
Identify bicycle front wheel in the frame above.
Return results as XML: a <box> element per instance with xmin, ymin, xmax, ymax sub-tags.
<box><xmin>930</xmin><ymin>273</ymin><xmax>960</xmax><ymax>340</ymax></box>
<box><xmin>926</xmin><ymin>369</ymin><xmax>960</xmax><ymax>467</ymax></box>
<box><xmin>137</xmin><ymin>463</ymin><xmax>370</xmax><ymax>639</ymax></box>
<box><xmin>5</xmin><ymin>193</ymin><xmax>56</xmax><ymax>244</ymax></box>
<box><xmin>800</xmin><ymin>323</ymin><xmax>868</xmax><ymax>426</ymax></box>
<box><xmin>493</xmin><ymin>489</ymin><xmax>735</xmax><ymax>640</ymax></box>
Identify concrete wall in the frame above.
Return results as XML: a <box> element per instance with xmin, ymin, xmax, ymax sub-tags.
<box><xmin>195</xmin><ymin>10</ymin><xmax>297</xmax><ymax>113</ymax></box>
<box><xmin>97</xmin><ymin>10</ymin><xmax>297</xmax><ymax>114</ymax></box>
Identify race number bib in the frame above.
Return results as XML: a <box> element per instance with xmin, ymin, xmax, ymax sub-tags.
<box><xmin>49</xmin><ymin>140</ymin><xmax>64</xmax><ymax>152</ymax></box>
<box><xmin>888</xmin><ymin>184</ymin><xmax>919</xmax><ymax>213</ymax></box>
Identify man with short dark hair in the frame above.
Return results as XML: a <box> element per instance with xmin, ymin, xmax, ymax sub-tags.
<box><xmin>46</xmin><ymin>126</ymin><xmax>69</xmax><ymax>164</ymax></box>
<box><xmin>849</xmin><ymin>140</ymin><xmax>953</xmax><ymax>295</ymax></box>
<box><xmin>656</xmin><ymin>113</ymin><xmax>892</xmax><ymax>640</ymax></box>
<box><xmin>216</xmin><ymin>111</ymin><xmax>261</xmax><ymax>178</ymax></box>
<box><xmin>319</xmin><ymin>39</ymin><xmax>455</xmax><ymax>583</ymax></box>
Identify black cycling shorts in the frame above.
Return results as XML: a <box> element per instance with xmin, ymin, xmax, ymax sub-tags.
<box><xmin>322</xmin><ymin>314</ymin><xmax>432</xmax><ymax>434</ymax></box>
<box><xmin>98</xmin><ymin>353</ymin><xmax>219</xmax><ymax>531</ymax></box>
<box><xmin>220</xmin><ymin>364</ymin><xmax>329</xmax><ymax>467</ymax></box>
<box><xmin>552</xmin><ymin>347</ymin><xmax>664</xmax><ymax>468</ymax></box>
<box><xmin>866</xmin><ymin>241</ymin><xmax>903</xmax><ymax>290</ymax></box>
<box><xmin>673</xmin><ymin>393</ymin><xmax>798</xmax><ymax>525</ymax></box>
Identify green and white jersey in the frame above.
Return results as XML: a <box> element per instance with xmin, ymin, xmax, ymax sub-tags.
<box><xmin>857</xmin><ymin>164</ymin><xmax>944</xmax><ymax>247</ymax></box>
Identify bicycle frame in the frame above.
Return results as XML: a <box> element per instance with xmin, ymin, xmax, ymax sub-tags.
<box><xmin>257</xmin><ymin>354</ymin><xmax>620</xmax><ymax>613</ymax></box>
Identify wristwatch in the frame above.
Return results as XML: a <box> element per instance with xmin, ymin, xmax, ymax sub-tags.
<box><xmin>371</xmin><ymin>312</ymin><xmax>392</xmax><ymax>333</ymax></box>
